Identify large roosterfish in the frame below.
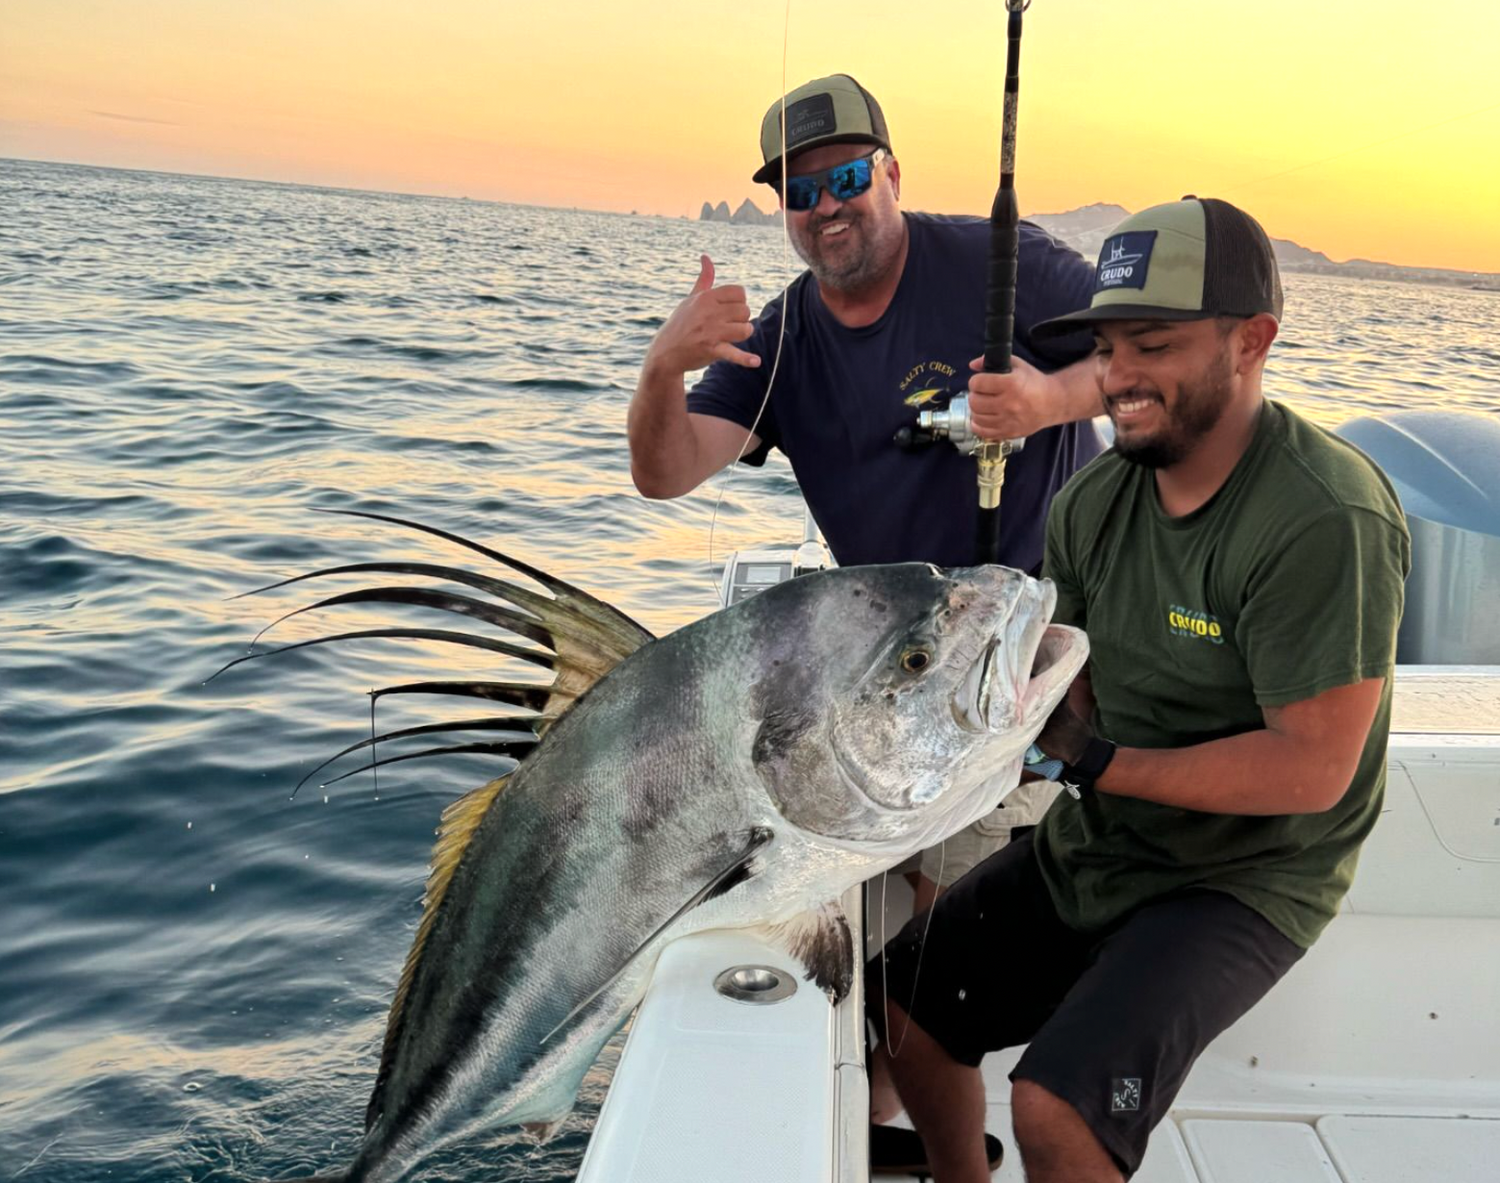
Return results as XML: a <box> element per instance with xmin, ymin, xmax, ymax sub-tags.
<box><xmin>221</xmin><ymin>512</ymin><xmax>1086</xmax><ymax>1183</ymax></box>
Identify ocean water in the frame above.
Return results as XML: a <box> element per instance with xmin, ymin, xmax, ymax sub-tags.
<box><xmin>1</xmin><ymin>156</ymin><xmax>1497</xmax><ymax>1183</ymax></box>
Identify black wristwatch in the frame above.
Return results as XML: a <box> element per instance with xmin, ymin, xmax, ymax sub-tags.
<box><xmin>1025</xmin><ymin>736</ymin><xmax>1118</xmax><ymax>798</ymax></box>
<box><xmin>1055</xmin><ymin>736</ymin><xmax>1117</xmax><ymax>798</ymax></box>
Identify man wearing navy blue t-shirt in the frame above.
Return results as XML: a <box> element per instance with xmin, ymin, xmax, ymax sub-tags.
<box><xmin>628</xmin><ymin>77</ymin><xmax>1103</xmax><ymax>1166</ymax></box>
<box><xmin>630</xmin><ymin>75</ymin><xmax>1103</xmax><ymax>861</ymax></box>
<box><xmin>629</xmin><ymin>73</ymin><xmax>1102</xmax><ymax>574</ymax></box>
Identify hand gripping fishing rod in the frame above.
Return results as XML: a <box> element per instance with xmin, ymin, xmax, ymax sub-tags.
<box><xmin>894</xmin><ymin>0</ymin><xmax>1030</xmax><ymax>565</ymax></box>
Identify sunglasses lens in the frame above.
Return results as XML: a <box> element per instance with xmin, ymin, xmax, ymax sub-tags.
<box><xmin>827</xmin><ymin>159</ymin><xmax>872</xmax><ymax>202</ymax></box>
<box><xmin>783</xmin><ymin>153</ymin><xmax>877</xmax><ymax>211</ymax></box>
<box><xmin>784</xmin><ymin>178</ymin><xmax>819</xmax><ymax>211</ymax></box>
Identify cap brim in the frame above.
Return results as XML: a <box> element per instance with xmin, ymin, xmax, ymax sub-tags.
<box><xmin>1030</xmin><ymin>304</ymin><xmax>1211</xmax><ymax>342</ymax></box>
<box><xmin>751</xmin><ymin>133</ymin><xmax>889</xmax><ymax>185</ymax></box>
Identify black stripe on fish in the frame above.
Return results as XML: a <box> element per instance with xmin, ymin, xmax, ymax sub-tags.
<box><xmin>540</xmin><ymin>826</ymin><xmax>775</xmax><ymax>1043</ymax></box>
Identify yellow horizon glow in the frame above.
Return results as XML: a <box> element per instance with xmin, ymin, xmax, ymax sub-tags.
<box><xmin>4</xmin><ymin>0</ymin><xmax>1498</xmax><ymax>273</ymax></box>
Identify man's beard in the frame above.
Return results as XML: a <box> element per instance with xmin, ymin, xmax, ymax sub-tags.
<box><xmin>1113</xmin><ymin>341</ymin><xmax>1235</xmax><ymax>469</ymax></box>
<box><xmin>790</xmin><ymin>209</ymin><xmax>902</xmax><ymax>294</ymax></box>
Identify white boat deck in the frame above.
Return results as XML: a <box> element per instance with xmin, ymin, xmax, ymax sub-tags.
<box><xmin>579</xmin><ymin>666</ymin><xmax>1500</xmax><ymax>1183</ymax></box>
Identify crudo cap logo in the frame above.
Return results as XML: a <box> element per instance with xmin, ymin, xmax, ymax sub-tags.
<box><xmin>1095</xmin><ymin>230</ymin><xmax>1157</xmax><ymax>293</ymax></box>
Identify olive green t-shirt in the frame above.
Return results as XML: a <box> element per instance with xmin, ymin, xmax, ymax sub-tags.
<box><xmin>1036</xmin><ymin>400</ymin><xmax>1411</xmax><ymax>948</ymax></box>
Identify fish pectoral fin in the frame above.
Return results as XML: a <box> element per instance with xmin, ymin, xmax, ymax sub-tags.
<box><xmin>754</xmin><ymin>902</ymin><xmax>854</xmax><ymax>1004</ymax></box>
<box><xmin>540</xmin><ymin>826</ymin><xmax>775</xmax><ymax>1042</ymax></box>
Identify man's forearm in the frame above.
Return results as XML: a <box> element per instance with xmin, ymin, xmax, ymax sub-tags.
<box><xmin>1049</xmin><ymin>356</ymin><xmax>1103</xmax><ymax>426</ymax></box>
<box><xmin>628</xmin><ymin>362</ymin><xmax>698</xmax><ymax>499</ymax></box>
<box><xmin>1099</xmin><ymin>729</ymin><xmax>1352</xmax><ymax>816</ymax></box>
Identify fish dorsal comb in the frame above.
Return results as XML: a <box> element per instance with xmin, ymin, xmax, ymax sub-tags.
<box><xmin>233</xmin><ymin>510</ymin><xmax>656</xmax><ymax>728</ymax></box>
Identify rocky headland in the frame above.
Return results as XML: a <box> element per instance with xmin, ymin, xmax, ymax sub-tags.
<box><xmin>699</xmin><ymin>198</ymin><xmax>783</xmax><ymax>227</ymax></box>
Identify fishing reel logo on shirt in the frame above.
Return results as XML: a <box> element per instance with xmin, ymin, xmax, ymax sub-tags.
<box><xmin>899</xmin><ymin>360</ymin><xmax>961</xmax><ymax>409</ymax></box>
<box><xmin>1168</xmin><ymin>603</ymin><xmax>1225</xmax><ymax>646</ymax></box>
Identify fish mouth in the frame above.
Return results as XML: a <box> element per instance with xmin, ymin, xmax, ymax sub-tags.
<box><xmin>950</xmin><ymin>579</ymin><xmax>1085</xmax><ymax>733</ymax></box>
<box><xmin>1022</xmin><ymin>623</ymin><xmax>1088</xmax><ymax>719</ymax></box>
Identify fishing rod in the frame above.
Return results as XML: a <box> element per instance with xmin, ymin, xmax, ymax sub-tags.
<box><xmin>894</xmin><ymin>0</ymin><xmax>1030</xmax><ymax>565</ymax></box>
<box><xmin>973</xmin><ymin>0</ymin><xmax>1030</xmax><ymax>564</ymax></box>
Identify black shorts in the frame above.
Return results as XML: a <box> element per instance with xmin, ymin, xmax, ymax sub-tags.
<box><xmin>865</xmin><ymin>832</ymin><xmax>1305</xmax><ymax>1177</ymax></box>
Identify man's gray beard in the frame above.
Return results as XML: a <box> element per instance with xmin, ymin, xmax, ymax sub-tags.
<box><xmin>791</xmin><ymin>214</ymin><xmax>902</xmax><ymax>295</ymax></box>
<box><xmin>1115</xmin><ymin>343</ymin><xmax>1235</xmax><ymax>470</ymax></box>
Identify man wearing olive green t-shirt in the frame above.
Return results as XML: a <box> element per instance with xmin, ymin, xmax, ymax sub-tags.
<box><xmin>868</xmin><ymin>197</ymin><xmax>1410</xmax><ymax>1183</ymax></box>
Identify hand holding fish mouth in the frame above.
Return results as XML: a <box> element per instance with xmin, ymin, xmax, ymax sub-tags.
<box><xmin>966</xmin><ymin>353</ymin><xmax>1060</xmax><ymax>439</ymax></box>
<box><xmin>644</xmin><ymin>254</ymin><xmax>761</xmax><ymax>374</ymax></box>
<box><xmin>1036</xmin><ymin>697</ymin><xmax>1097</xmax><ymax>766</ymax></box>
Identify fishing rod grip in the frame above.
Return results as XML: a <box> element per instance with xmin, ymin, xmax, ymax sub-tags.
<box><xmin>975</xmin><ymin>504</ymin><xmax>1004</xmax><ymax>563</ymax></box>
<box><xmin>982</xmin><ymin>187</ymin><xmax>1020</xmax><ymax>375</ymax></box>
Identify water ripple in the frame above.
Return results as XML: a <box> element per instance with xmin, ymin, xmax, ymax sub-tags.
<box><xmin>1</xmin><ymin>156</ymin><xmax>1498</xmax><ymax>1183</ymax></box>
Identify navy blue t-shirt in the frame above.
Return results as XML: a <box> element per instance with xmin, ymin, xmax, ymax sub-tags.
<box><xmin>686</xmin><ymin>213</ymin><xmax>1102</xmax><ymax>569</ymax></box>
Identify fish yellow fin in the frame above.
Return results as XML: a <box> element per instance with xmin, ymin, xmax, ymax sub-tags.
<box><xmin>518</xmin><ymin>581</ymin><xmax>651</xmax><ymax>732</ymax></box>
<box><xmin>367</xmin><ymin>772</ymin><xmax>512</xmax><ymax>1129</ymax></box>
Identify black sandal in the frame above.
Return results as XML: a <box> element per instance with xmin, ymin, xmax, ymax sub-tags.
<box><xmin>869</xmin><ymin>1123</ymin><xmax>1004</xmax><ymax>1176</ymax></box>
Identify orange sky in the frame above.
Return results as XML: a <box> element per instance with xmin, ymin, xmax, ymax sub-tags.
<box><xmin>4</xmin><ymin>0</ymin><xmax>1499</xmax><ymax>272</ymax></box>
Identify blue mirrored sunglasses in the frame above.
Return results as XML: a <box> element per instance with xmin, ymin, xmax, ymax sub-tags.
<box><xmin>782</xmin><ymin>150</ymin><xmax>885</xmax><ymax>212</ymax></box>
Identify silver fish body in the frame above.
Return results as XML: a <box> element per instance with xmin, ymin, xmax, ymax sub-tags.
<box><xmin>246</xmin><ymin>533</ymin><xmax>1085</xmax><ymax>1183</ymax></box>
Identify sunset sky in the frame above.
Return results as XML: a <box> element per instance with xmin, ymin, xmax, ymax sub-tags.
<box><xmin>4</xmin><ymin>0</ymin><xmax>1499</xmax><ymax>272</ymax></box>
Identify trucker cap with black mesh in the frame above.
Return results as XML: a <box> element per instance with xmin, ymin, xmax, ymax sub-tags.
<box><xmin>1031</xmin><ymin>197</ymin><xmax>1284</xmax><ymax>340</ymax></box>
<box><xmin>752</xmin><ymin>74</ymin><xmax>892</xmax><ymax>186</ymax></box>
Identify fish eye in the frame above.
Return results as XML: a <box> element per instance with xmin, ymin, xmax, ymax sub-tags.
<box><xmin>899</xmin><ymin>648</ymin><xmax>933</xmax><ymax>674</ymax></box>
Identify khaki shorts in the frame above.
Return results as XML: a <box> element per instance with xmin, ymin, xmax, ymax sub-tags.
<box><xmin>918</xmin><ymin>777</ymin><xmax>1060</xmax><ymax>888</ymax></box>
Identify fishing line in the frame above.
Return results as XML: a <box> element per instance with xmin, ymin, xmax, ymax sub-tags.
<box><xmin>691</xmin><ymin>0</ymin><xmax>954</xmax><ymax>1069</ymax></box>
<box><xmin>878</xmin><ymin>868</ymin><xmax>889</xmax><ymax>1031</ymax></box>
<box><xmin>704</xmin><ymin>0</ymin><xmax>795</xmax><ymax>585</ymax></box>
<box><xmin>13</xmin><ymin>1133</ymin><xmax>60</xmax><ymax>1179</ymax></box>
<box><xmin>884</xmin><ymin>839</ymin><xmax>944</xmax><ymax>1058</ymax></box>
<box><xmin>369</xmin><ymin>689</ymin><xmax>380</xmax><ymax>800</ymax></box>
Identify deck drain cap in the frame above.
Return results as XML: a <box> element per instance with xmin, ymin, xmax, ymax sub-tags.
<box><xmin>714</xmin><ymin>964</ymin><xmax>797</xmax><ymax>1004</ymax></box>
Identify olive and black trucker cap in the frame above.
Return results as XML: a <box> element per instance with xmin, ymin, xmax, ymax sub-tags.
<box><xmin>1032</xmin><ymin>197</ymin><xmax>1284</xmax><ymax>340</ymax></box>
<box><xmin>752</xmin><ymin>74</ymin><xmax>892</xmax><ymax>185</ymax></box>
